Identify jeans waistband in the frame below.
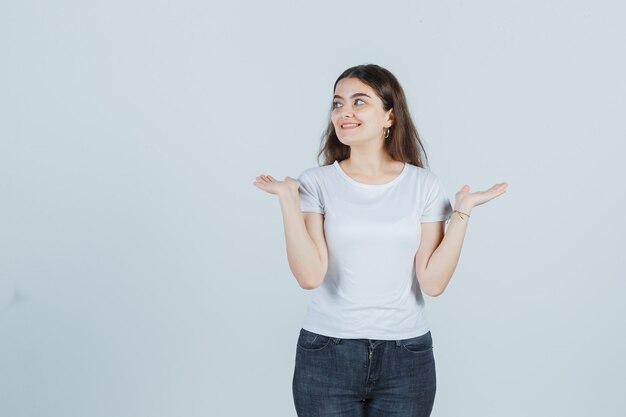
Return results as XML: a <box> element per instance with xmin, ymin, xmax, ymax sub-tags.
<box><xmin>301</xmin><ymin>328</ymin><xmax>432</xmax><ymax>348</ymax></box>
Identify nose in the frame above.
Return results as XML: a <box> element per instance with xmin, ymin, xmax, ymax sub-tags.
<box><xmin>338</xmin><ymin>104</ymin><xmax>354</xmax><ymax>118</ymax></box>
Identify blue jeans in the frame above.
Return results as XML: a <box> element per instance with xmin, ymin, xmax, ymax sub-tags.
<box><xmin>292</xmin><ymin>328</ymin><xmax>436</xmax><ymax>417</ymax></box>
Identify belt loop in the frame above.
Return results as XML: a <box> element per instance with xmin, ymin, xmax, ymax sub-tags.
<box><xmin>395</xmin><ymin>340</ymin><xmax>401</xmax><ymax>347</ymax></box>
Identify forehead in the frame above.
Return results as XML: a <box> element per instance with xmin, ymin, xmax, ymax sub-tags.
<box><xmin>334</xmin><ymin>77</ymin><xmax>377</xmax><ymax>98</ymax></box>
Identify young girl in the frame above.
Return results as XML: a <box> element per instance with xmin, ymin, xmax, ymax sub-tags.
<box><xmin>253</xmin><ymin>64</ymin><xmax>507</xmax><ymax>417</ymax></box>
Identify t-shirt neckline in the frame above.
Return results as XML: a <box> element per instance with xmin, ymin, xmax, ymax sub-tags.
<box><xmin>333</xmin><ymin>160</ymin><xmax>409</xmax><ymax>189</ymax></box>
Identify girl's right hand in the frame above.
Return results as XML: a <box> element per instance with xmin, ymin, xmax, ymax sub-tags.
<box><xmin>252</xmin><ymin>174</ymin><xmax>300</xmax><ymax>196</ymax></box>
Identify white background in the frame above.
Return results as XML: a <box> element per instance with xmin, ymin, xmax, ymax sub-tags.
<box><xmin>1</xmin><ymin>1</ymin><xmax>624</xmax><ymax>416</ymax></box>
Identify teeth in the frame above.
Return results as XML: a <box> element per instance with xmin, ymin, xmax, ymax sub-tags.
<box><xmin>342</xmin><ymin>123</ymin><xmax>360</xmax><ymax>128</ymax></box>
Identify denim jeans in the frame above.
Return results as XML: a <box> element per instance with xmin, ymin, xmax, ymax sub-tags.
<box><xmin>292</xmin><ymin>328</ymin><xmax>436</xmax><ymax>417</ymax></box>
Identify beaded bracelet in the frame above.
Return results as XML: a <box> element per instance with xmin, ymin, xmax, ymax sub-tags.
<box><xmin>445</xmin><ymin>209</ymin><xmax>471</xmax><ymax>225</ymax></box>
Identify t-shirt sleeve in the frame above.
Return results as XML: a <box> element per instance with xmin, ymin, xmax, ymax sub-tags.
<box><xmin>420</xmin><ymin>175</ymin><xmax>453</xmax><ymax>223</ymax></box>
<box><xmin>297</xmin><ymin>170</ymin><xmax>325</xmax><ymax>214</ymax></box>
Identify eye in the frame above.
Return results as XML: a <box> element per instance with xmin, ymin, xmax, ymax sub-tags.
<box><xmin>332</xmin><ymin>98</ymin><xmax>365</xmax><ymax>109</ymax></box>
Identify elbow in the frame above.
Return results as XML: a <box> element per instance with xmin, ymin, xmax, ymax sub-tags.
<box><xmin>299</xmin><ymin>272</ymin><xmax>325</xmax><ymax>290</ymax></box>
<box><xmin>300</xmin><ymin>263</ymin><xmax>327</xmax><ymax>290</ymax></box>
<box><xmin>425</xmin><ymin>287</ymin><xmax>444</xmax><ymax>297</ymax></box>
<box><xmin>300</xmin><ymin>278</ymin><xmax>321</xmax><ymax>290</ymax></box>
<box><xmin>420</xmin><ymin>281</ymin><xmax>445</xmax><ymax>297</ymax></box>
<box><xmin>295</xmin><ymin>260</ymin><xmax>327</xmax><ymax>290</ymax></box>
<box><xmin>426</xmin><ymin>282</ymin><xmax>449</xmax><ymax>297</ymax></box>
<box><xmin>418</xmin><ymin>271</ymin><xmax>446</xmax><ymax>297</ymax></box>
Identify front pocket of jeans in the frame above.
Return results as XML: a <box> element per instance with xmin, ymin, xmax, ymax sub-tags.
<box><xmin>296</xmin><ymin>329</ymin><xmax>332</xmax><ymax>351</ymax></box>
<box><xmin>400</xmin><ymin>344</ymin><xmax>433</xmax><ymax>354</ymax></box>
<box><xmin>400</xmin><ymin>332</ymin><xmax>433</xmax><ymax>354</ymax></box>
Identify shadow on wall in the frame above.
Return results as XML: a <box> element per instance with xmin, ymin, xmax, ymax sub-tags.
<box><xmin>0</xmin><ymin>280</ymin><xmax>27</xmax><ymax>312</ymax></box>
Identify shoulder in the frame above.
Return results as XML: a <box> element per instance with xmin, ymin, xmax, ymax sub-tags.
<box><xmin>405</xmin><ymin>163</ymin><xmax>443</xmax><ymax>185</ymax></box>
<box><xmin>298</xmin><ymin>163</ymin><xmax>335</xmax><ymax>182</ymax></box>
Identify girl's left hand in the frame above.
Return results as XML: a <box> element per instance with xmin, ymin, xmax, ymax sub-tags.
<box><xmin>455</xmin><ymin>182</ymin><xmax>508</xmax><ymax>211</ymax></box>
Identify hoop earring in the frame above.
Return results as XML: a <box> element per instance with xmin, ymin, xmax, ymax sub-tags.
<box><xmin>384</xmin><ymin>127</ymin><xmax>391</xmax><ymax>139</ymax></box>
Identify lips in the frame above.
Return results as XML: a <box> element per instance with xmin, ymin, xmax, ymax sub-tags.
<box><xmin>341</xmin><ymin>123</ymin><xmax>361</xmax><ymax>129</ymax></box>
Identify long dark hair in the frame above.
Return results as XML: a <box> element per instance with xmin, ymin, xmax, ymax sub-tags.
<box><xmin>316</xmin><ymin>64</ymin><xmax>430</xmax><ymax>169</ymax></box>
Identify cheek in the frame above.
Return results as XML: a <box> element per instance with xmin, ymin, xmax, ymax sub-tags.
<box><xmin>356</xmin><ymin>107</ymin><xmax>376</xmax><ymax>118</ymax></box>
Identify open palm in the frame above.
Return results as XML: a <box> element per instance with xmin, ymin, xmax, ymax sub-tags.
<box><xmin>253</xmin><ymin>174</ymin><xmax>300</xmax><ymax>196</ymax></box>
<box><xmin>455</xmin><ymin>182</ymin><xmax>508</xmax><ymax>209</ymax></box>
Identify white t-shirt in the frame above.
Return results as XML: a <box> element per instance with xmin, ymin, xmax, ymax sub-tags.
<box><xmin>297</xmin><ymin>159</ymin><xmax>453</xmax><ymax>340</ymax></box>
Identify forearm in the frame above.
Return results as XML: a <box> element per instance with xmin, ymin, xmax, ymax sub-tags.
<box><xmin>422</xmin><ymin>204</ymin><xmax>473</xmax><ymax>296</ymax></box>
<box><xmin>278</xmin><ymin>190</ymin><xmax>324</xmax><ymax>289</ymax></box>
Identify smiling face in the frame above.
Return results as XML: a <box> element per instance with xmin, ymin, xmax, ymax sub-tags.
<box><xmin>331</xmin><ymin>77</ymin><xmax>394</xmax><ymax>146</ymax></box>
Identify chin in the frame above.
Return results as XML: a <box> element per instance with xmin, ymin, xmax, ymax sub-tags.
<box><xmin>338</xmin><ymin>135</ymin><xmax>365</xmax><ymax>144</ymax></box>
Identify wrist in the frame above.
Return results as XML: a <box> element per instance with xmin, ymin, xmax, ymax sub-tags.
<box><xmin>454</xmin><ymin>203</ymin><xmax>473</xmax><ymax>215</ymax></box>
<box><xmin>446</xmin><ymin>206</ymin><xmax>472</xmax><ymax>225</ymax></box>
<box><xmin>278</xmin><ymin>187</ymin><xmax>299</xmax><ymax>201</ymax></box>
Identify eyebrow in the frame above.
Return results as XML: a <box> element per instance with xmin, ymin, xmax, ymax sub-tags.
<box><xmin>333</xmin><ymin>93</ymin><xmax>372</xmax><ymax>100</ymax></box>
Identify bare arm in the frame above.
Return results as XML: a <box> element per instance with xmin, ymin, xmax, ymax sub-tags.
<box><xmin>253</xmin><ymin>174</ymin><xmax>328</xmax><ymax>289</ymax></box>
<box><xmin>416</xmin><ymin>202</ymin><xmax>472</xmax><ymax>297</ymax></box>
<box><xmin>416</xmin><ymin>181</ymin><xmax>508</xmax><ymax>296</ymax></box>
<box><xmin>277</xmin><ymin>189</ymin><xmax>328</xmax><ymax>290</ymax></box>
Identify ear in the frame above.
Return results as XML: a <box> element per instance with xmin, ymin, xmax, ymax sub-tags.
<box><xmin>385</xmin><ymin>108</ymin><xmax>395</xmax><ymax>128</ymax></box>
